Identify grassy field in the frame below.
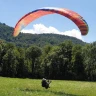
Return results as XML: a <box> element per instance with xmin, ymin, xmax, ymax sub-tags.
<box><xmin>0</xmin><ymin>77</ymin><xmax>96</xmax><ymax>96</ymax></box>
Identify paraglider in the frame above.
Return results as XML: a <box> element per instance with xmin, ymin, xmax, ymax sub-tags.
<box><xmin>41</xmin><ymin>78</ymin><xmax>51</xmax><ymax>89</ymax></box>
<box><xmin>13</xmin><ymin>7</ymin><xmax>89</xmax><ymax>37</ymax></box>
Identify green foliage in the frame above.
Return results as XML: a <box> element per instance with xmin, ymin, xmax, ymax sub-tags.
<box><xmin>0</xmin><ymin>22</ymin><xmax>96</xmax><ymax>81</ymax></box>
<box><xmin>26</xmin><ymin>46</ymin><xmax>42</xmax><ymax>77</ymax></box>
<box><xmin>82</xmin><ymin>43</ymin><xmax>96</xmax><ymax>81</ymax></box>
<box><xmin>2</xmin><ymin>47</ymin><xmax>19</xmax><ymax>77</ymax></box>
<box><xmin>0</xmin><ymin>22</ymin><xmax>86</xmax><ymax>47</ymax></box>
<box><xmin>71</xmin><ymin>45</ymin><xmax>85</xmax><ymax>80</ymax></box>
<box><xmin>0</xmin><ymin>39</ymin><xmax>96</xmax><ymax>81</ymax></box>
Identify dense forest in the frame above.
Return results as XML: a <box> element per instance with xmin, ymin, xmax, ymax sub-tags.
<box><xmin>0</xmin><ymin>22</ymin><xmax>96</xmax><ymax>81</ymax></box>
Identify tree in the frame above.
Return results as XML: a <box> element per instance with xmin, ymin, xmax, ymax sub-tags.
<box><xmin>2</xmin><ymin>48</ymin><xmax>19</xmax><ymax>77</ymax></box>
<box><xmin>43</xmin><ymin>45</ymin><xmax>52</xmax><ymax>55</ymax></box>
<box><xmin>71</xmin><ymin>45</ymin><xmax>85</xmax><ymax>80</ymax></box>
<box><xmin>0</xmin><ymin>45</ymin><xmax>3</xmax><ymax>75</ymax></box>
<box><xmin>26</xmin><ymin>46</ymin><xmax>42</xmax><ymax>77</ymax></box>
<box><xmin>58</xmin><ymin>40</ymin><xmax>73</xmax><ymax>79</ymax></box>
<box><xmin>42</xmin><ymin>41</ymin><xmax>73</xmax><ymax>80</ymax></box>
<box><xmin>82</xmin><ymin>43</ymin><xmax>96</xmax><ymax>81</ymax></box>
<box><xmin>16</xmin><ymin>47</ymin><xmax>27</xmax><ymax>78</ymax></box>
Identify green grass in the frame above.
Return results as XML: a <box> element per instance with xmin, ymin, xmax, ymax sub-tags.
<box><xmin>0</xmin><ymin>77</ymin><xmax>96</xmax><ymax>96</ymax></box>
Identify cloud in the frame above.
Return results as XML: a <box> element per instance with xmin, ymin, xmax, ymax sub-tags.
<box><xmin>21</xmin><ymin>24</ymin><xmax>83</xmax><ymax>41</ymax></box>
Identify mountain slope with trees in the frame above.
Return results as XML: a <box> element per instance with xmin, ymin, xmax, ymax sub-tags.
<box><xmin>0</xmin><ymin>22</ymin><xmax>86</xmax><ymax>47</ymax></box>
<box><xmin>0</xmin><ymin>22</ymin><xmax>96</xmax><ymax>81</ymax></box>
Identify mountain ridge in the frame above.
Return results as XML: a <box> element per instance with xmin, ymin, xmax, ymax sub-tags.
<box><xmin>0</xmin><ymin>22</ymin><xmax>86</xmax><ymax>47</ymax></box>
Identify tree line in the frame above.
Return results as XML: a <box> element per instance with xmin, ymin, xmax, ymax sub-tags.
<box><xmin>0</xmin><ymin>40</ymin><xmax>96</xmax><ymax>81</ymax></box>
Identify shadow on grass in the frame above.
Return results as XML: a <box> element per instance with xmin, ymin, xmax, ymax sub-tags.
<box><xmin>20</xmin><ymin>88</ymin><xmax>85</xmax><ymax>96</ymax></box>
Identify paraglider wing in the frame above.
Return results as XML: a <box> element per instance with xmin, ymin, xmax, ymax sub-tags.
<box><xmin>13</xmin><ymin>7</ymin><xmax>89</xmax><ymax>37</ymax></box>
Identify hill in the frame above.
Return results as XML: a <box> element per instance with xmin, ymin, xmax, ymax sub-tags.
<box><xmin>0</xmin><ymin>22</ymin><xmax>86</xmax><ymax>47</ymax></box>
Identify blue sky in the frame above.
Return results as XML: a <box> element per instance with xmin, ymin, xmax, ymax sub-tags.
<box><xmin>0</xmin><ymin>0</ymin><xmax>95</xmax><ymax>43</ymax></box>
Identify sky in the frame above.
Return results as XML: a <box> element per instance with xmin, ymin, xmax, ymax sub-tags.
<box><xmin>0</xmin><ymin>0</ymin><xmax>95</xmax><ymax>43</ymax></box>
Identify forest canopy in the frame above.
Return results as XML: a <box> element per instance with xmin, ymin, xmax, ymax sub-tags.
<box><xmin>0</xmin><ymin>22</ymin><xmax>95</xmax><ymax>81</ymax></box>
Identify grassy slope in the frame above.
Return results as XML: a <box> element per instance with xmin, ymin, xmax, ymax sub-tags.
<box><xmin>0</xmin><ymin>77</ymin><xmax>96</xmax><ymax>96</ymax></box>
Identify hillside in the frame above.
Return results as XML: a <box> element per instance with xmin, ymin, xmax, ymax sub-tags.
<box><xmin>0</xmin><ymin>22</ymin><xmax>86</xmax><ymax>47</ymax></box>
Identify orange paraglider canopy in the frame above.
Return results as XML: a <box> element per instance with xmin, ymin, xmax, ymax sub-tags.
<box><xmin>13</xmin><ymin>7</ymin><xmax>89</xmax><ymax>37</ymax></box>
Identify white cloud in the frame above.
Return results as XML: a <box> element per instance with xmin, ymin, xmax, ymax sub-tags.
<box><xmin>21</xmin><ymin>24</ymin><xmax>83</xmax><ymax>41</ymax></box>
